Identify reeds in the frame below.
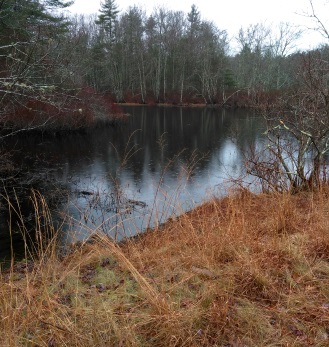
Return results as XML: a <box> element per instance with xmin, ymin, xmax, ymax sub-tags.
<box><xmin>1</xmin><ymin>186</ymin><xmax>329</xmax><ymax>346</ymax></box>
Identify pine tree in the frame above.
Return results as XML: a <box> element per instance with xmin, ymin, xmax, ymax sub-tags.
<box><xmin>0</xmin><ymin>0</ymin><xmax>74</xmax><ymax>118</ymax></box>
<box><xmin>96</xmin><ymin>0</ymin><xmax>119</xmax><ymax>42</ymax></box>
<box><xmin>187</xmin><ymin>4</ymin><xmax>200</xmax><ymax>33</ymax></box>
<box><xmin>0</xmin><ymin>0</ymin><xmax>73</xmax><ymax>43</ymax></box>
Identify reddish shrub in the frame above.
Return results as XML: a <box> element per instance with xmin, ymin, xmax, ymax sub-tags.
<box><xmin>3</xmin><ymin>86</ymin><xmax>127</xmax><ymax>132</ymax></box>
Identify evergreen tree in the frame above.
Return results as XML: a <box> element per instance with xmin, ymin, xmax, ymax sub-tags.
<box><xmin>96</xmin><ymin>0</ymin><xmax>119</xmax><ymax>41</ymax></box>
<box><xmin>0</xmin><ymin>0</ymin><xmax>72</xmax><ymax>42</ymax></box>
<box><xmin>187</xmin><ymin>4</ymin><xmax>200</xmax><ymax>34</ymax></box>
<box><xmin>0</xmin><ymin>0</ymin><xmax>74</xmax><ymax>118</ymax></box>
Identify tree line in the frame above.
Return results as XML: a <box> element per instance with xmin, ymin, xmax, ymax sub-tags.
<box><xmin>0</xmin><ymin>1</ymin><xmax>323</xmax><ymax>111</ymax></box>
<box><xmin>69</xmin><ymin>2</ymin><xmax>306</xmax><ymax>105</ymax></box>
<box><xmin>1</xmin><ymin>0</ymin><xmax>329</xmax><ymax>127</ymax></box>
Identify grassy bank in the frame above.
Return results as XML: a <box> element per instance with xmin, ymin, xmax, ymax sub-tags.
<box><xmin>1</xmin><ymin>188</ymin><xmax>329</xmax><ymax>346</ymax></box>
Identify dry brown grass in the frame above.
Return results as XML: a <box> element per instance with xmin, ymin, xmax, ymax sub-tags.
<box><xmin>1</xmin><ymin>187</ymin><xmax>329</xmax><ymax>346</ymax></box>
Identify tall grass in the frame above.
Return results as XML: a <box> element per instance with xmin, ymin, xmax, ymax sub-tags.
<box><xmin>1</xmin><ymin>186</ymin><xmax>329</xmax><ymax>346</ymax></box>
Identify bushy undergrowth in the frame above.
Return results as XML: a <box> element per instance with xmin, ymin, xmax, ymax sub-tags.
<box><xmin>1</xmin><ymin>187</ymin><xmax>329</xmax><ymax>346</ymax></box>
<box><xmin>2</xmin><ymin>87</ymin><xmax>127</xmax><ymax>133</ymax></box>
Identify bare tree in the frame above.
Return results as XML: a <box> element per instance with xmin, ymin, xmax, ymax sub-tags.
<box><xmin>248</xmin><ymin>50</ymin><xmax>329</xmax><ymax>192</ymax></box>
<box><xmin>304</xmin><ymin>0</ymin><xmax>329</xmax><ymax>40</ymax></box>
<box><xmin>248</xmin><ymin>1</ymin><xmax>329</xmax><ymax>192</ymax></box>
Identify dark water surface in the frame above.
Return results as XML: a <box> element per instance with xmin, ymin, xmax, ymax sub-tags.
<box><xmin>0</xmin><ymin>106</ymin><xmax>265</xmax><ymax>262</ymax></box>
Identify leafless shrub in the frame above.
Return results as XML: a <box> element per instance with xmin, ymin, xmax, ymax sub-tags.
<box><xmin>247</xmin><ymin>51</ymin><xmax>329</xmax><ymax>192</ymax></box>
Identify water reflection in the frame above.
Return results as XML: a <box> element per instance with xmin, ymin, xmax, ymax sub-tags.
<box><xmin>0</xmin><ymin>106</ymin><xmax>265</xmax><ymax>260</ymax></box>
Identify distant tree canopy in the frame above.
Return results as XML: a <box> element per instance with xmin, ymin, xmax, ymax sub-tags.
<box><xmin>0</xmin><ymin>0</ymin><xmax>323</xmax><ymax>115</ymax></box>
<box><xmin>74</xmin><ymin>4</ymin><xmax>304</xmax><ymax>104</ymax></box>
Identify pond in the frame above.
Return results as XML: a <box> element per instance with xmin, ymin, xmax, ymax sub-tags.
<box><xmin>0</xmin><ymin>106</ymin><xmax>265</xmax><ymax>262</ymax></box>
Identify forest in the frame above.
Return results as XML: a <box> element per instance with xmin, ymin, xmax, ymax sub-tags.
<box><xmin>1</xmin><ymin>0</ymin><xmax>328</xmax><ymax>127</ymax></box>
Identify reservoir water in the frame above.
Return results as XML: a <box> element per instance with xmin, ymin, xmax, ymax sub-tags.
<box><xmin>0</xmin><ymin>106</ymin><xmax>265</xmax><ymax>262</ymax></box>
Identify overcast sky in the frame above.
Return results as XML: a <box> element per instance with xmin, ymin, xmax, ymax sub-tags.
<box><xmin>68</xmin><ymin>0</ymin><xmax>329</xmax><ymax>50</ymax></box>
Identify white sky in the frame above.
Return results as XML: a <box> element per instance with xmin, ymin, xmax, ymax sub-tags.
<box><xmin>68</xmin><ymin>0</ymin><xmax>329</xmax><ymax>51</ymax></box>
